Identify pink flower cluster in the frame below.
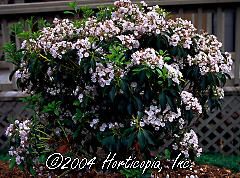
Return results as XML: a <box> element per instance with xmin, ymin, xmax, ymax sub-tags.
<box><xmin>136</xmin><ymin>105</ymin><xmax>183</xmax><ymax>131</ymax></box>
<box><xmin>82</xmin><ymin>19</ymin><xmax>121</xmax><ymax>40</ymax></box>
<box><xmin>71</xmin><ymin>37</ymin><xmax>91</xmax><ymax>63</ymax></box>
<box><xmin>131</xmin><ymin>48</ymin><xmax>164</xmax><ymax>69</ymax></box>
<box><xmin>5</xmin><ymin>120</ymin><xmax>31</xmax><ymax>165</ymax></box>
<box><xmin>168</xmin><ymin>18</ymin><xmax>196</xmax><ymax>49</ymax></box>
<box><xmin>112</xmin><ymin>0</ymin><xmax>167</xmax><ymax>37</ymax></box>
<box><xmin>179</xmin><ymin>129</ymin><xmax>202</xmax><ymax>157</ymax></box>
<box><xmin>22</xmin><ymin>19</ymin><xmax>77</xmax><ymax>59</ymax></box>
<box><xmin>181</xmin><ymin>91</ymin><xmax>202</xmax><ymax>114</ymax></box>
<box><xmin>74</xmin><ymin>85</ymin><xmax>98</xmax><ymax>103</ymax></box>
<box><xmin>188</xmin><ymin>33</ymin><xmax>233</xmax><ymax>75</ymax></box>
<box><xmin>89</xmin><ymin>118</ymin><xmax>124</xmax><ymax>131</ymax></box>
<box><xmin>90</xmin><ymin>62</ymin><xmax>116</xmax><ymax>87</ymax></box>
<box><xmin>117</xmin><ymin>35</ymin><xmax>140</xmax><ymax>49</ymax></box>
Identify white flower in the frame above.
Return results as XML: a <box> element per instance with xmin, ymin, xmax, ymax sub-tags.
<box><xmin>179</xmin><ymin>129</ymin><xmax>202</xmax><ymax>158</ymax></box>
<box><xmin>181</xmin><ymin>91</ymin><xmax>202</xmax><ymax>114</ymax></box>
<box><xmin>100</xmin><ymin>123</ymin><xmax>107</xmax><ymax>131</ymax></box>
<box><xmin>78</xmin><ymin>94</ymin><xmax>84</xmax><ymax>102</ymax></box>
<box><xmin>6</xmin><ymin>120</ymin><xmax>32</xmax><ymax>165</ymax></box>
<box><xmin>140</xmin><ymin>122</ymin><xmax>145</xmax><ymax>127</ymax></box>
<box><xmin>16</xmin><ymin>156</ymin><xmax>22</xmax><ymax>165</ymax></box>
<box><xmin>169</xmin><ymin>34</ymin><xmax>180</xmax><ymax>47</ymax></box>
<box><xmin>214</xmin><ymin>87</ymin><xmax>224</xmax><ymax>99</ymax></box>
<box><xmin>131</xmin><ymin>48</ymin><xmax>164</xmax><ymax>69</ymax></box>
<box><xmin>90</xmin><ymin>118</ymin><xmax>99</xmax><ymax>128</ymax></box>
<box><xmin>84</xmin><ymin>52</ymin><xmax>89</xmax><ymax>57</ymax></box>
<box><xmin>164</xmin><ymin>64</ymin><xmax>182</xmax><ymax>84</ymax></box>
<box><xmin>130</xmin><ymin>82</ymin><xmax>137</xmax><ymax>88</ymax></box>
<box><xmin>142</xmin><ymin>104</ymin><xmax>182</xmax><ymax>130</ymax></box>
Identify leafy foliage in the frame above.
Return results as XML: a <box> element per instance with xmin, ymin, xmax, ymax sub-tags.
<box><xmin>4</xmin><ymin>0</ymin><xmax>232</xmax><ymax>176</ymax></box>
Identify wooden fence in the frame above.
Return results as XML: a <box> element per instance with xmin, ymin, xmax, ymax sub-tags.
<box><xmin>0</xmin><ymin>0</ymin><xmax>240</xmax><ymax>154</ymax></box>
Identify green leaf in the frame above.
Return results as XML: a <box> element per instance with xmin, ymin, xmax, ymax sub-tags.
<box><xmin>73</xmin><ymin>109</ymin><xmax>83</xmax><ymax>121</ymax></box>
<box><xmin>156</xmin><ymin>35</ymin><xmax>161</xmax><ymax>50</ymax></box>
<box><xmin>137</xmin><ymin>131</ymin><xmax>146</xmax><ymax>150</ymax></box>
<box><xmin>54</xmin><ymin>109</ymin><xmax>60</xmax><ymax>116</ymax></box>
<box><xmin>164</xmin><ymin>149</ymin><xmax>171</xmax><ymax>159</ymax></box>
<box><xmin>161</xmin><ymin>67</ymin><xmax>168</xmax><ymax>80</ymax></box>
<box><xmin>80</xmin><ymin>6</ymin><xmax>95</xmax><ymax>18</ymax></box>
<box><xmin>39</xmin><ymin>154</ymin><xmax>46</xmax><ymax>163</ymax></box>
<box><xmin>18</xmin><ymin>163</ymin><xmax>24</xmax><ymax>171</ymax></box>
<box><xmin>126</xmin><ymin>133</ymin><xmax>136</xmax><ymax>148</ymax></box>
<box><xmin>73</xmin><ymin>128</ymin><xmax>80</xmax><ymax>139</ymax></box>
<box><xmin>159</xmin><ymin>91</ymin><xmax>167</xmax><ymax>111</ymax></box>
<box><xmin>139</xmin><ymin>71</ymin><xmax>146</xmax><ymax>82</ymax></box>
<box><xmin>29</xmin><ymin>166</ymin><xmax>36</xmax><ymax>176</ymax></box>
<box><xmin>9</xmin><ymin>158</ymin><xmax>16</xmax><ymax>170</ymax></box>
<box><xmin>63</xmin><ymin>11</ymin><xmax>75</xmax><ymax>15</ymax></box>
<box><xmin>132</xmin><ymin>67</ymin><xmax>145</xmax><ymax>73</ymax></box>
<box><xmin>109</xmin><ymin>86</ymin><xmax>116</xmax><ymax>102</ymax></box>
<box><xmin>142</xmin><ymin>130</ymin><xmax>154</xmax><ymax>145</ymax></box>
<box><xmin>133</xmin><ymin>96</ymin><xmax>142</xmax><ymax>110</ymax></box>
<box><xmin>166</xmin><ymin>95</ymin><xmax>176</xmax><ymax>112</ymax></box>
<box><xmin>120</xmin><ymin>80</ymin><xmax>128</xmax><ymax>93</ymax></box>
<box><xmin>127</xmin><ymin>103</ymin><xmax>133</xmax><ymax>115</ymax></box>
<box><xmin>164</xmin><ymin>57</ymin><xmax>171</xmax><ymax>62</ymax></box>
<box><xmin>168</xmin><ymin>78</ymin><xmax>173</xmax><ymax>87</ymax></box>
<box><xmin>185</xmin><ymin>110</ymin><xmax>193</xmax><ymax>122</ymax></box>
<box><xmin>68</xmin><ymin>1</ymin><xmax>77</xmax><ymax>9</ymax></box>
<box><xmin>200</xmin><ymin>76</ymin><xmax>207</xmax><ymax>90</ymax></box>
<box><xmin>101</xmin><ymin>135</ymin><xmax>116</xmax><ymax>151</ymax></box>
<box><xmin>146</xmin><ymin>70</ymin><xmax>151</xmax><ymax>79</ymax></box>
<box><xmin>156</xmin><ymin>68</ymin><xmax>163</xmax><ymax>77</ymax></box>
<box><xmin>73</xmin><ymin>100</ymin><xmax>80</xmax><ymax>106</ymax></box>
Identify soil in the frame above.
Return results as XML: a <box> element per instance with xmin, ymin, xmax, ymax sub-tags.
<box><xmin>1</xmin><ymin>160</ymin><xmax>240</xmax><ymax>178</ymax></box>
<box><xmin>0</xmin><ymin>161</ymin><xmax>25</xmax><ymax>178</ymax></box>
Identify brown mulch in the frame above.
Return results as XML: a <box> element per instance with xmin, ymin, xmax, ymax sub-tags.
<box><xmin>1</xmin><ymin>160</ymin><xmax>240</xmax><ymax>178</ymax></box>
<box><xmin>0</xmin><ymin>161</ymin><xmax>25</xmax><ymax>178</ymax></box>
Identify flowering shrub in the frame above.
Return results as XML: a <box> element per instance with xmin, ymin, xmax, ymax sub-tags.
<box><xmin>5</xmin><ymin>0</ymin><xmax>232</xmax><ymax>175</ymax></box>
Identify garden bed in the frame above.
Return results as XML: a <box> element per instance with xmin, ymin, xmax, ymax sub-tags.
<box><xmin>1</xmin><ymin>160</ymin><xmax>240</xmax><ymax>178</ymax></box>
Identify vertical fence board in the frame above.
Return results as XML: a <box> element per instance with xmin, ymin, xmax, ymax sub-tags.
<box><xmin>197</xmin><ymin>8</ymin><xmax>203</xmax><ymax>33</ymax></box>
<box><xmin>0</xmin><ymin>20</ymin><xmax>15</xmax><ymax>90</ymax></box>
<box><xmin>206</xmin><ymin>12</ymin><xmax>213</xmax><ymax>34</ymax></box>
<box><xmin>1</xmin><ymin>19</ymin><xmax>10</xmax><ymax>47</ymax></box>
<box><xmin>191</xmin><ymin>13</ymin><xmax>195</xmax><ymax>25</ymax></box>
<box><xmin>178</xmin><ymin>8</ymin><xmax>183</xmax><ymax>17</ymax></box>
<box><xmin>235</xmin><ymin>7</ymin><xmax>240</xmax><ymax>85</ymax></box>
<box><xmin>217</xmin><ymin>7</ymin><xmax>225</xmax><ymax>50</ymax></box>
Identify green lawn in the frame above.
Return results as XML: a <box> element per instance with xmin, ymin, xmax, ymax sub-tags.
<box><xmin>196</xmin><ymin>153</ymin><xmax>240</xmax><ymax>172</ymax></box>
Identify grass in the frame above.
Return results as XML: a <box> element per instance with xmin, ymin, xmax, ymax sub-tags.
<box><xmin>196</xmin><ymin>153</ymin><xmax>240</xmax><ymax>172</ymax></box>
